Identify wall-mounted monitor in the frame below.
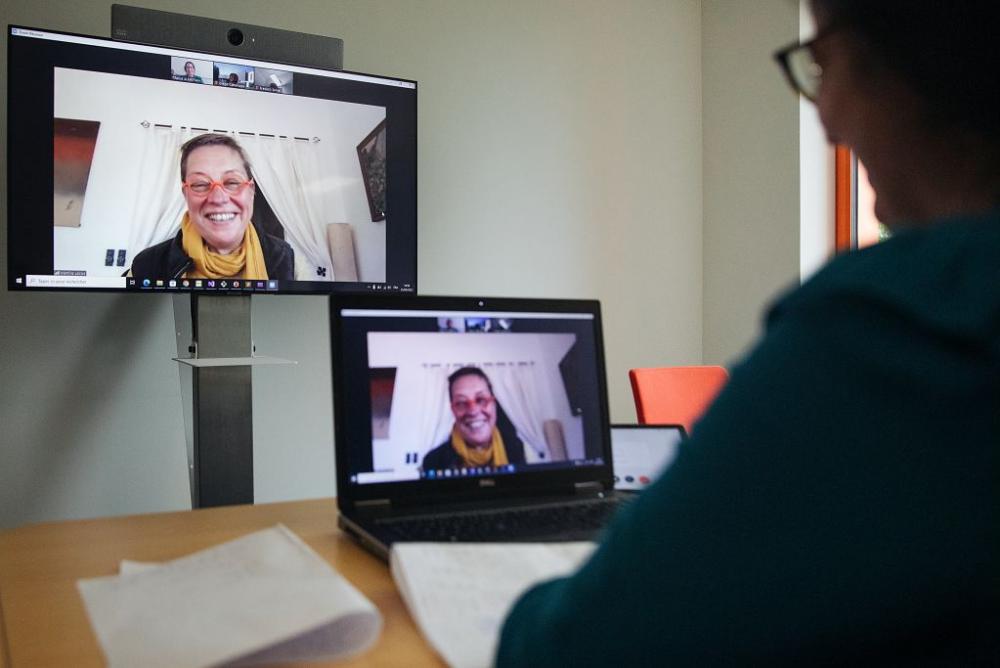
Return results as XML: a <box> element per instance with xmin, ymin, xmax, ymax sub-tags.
<box><xmin>7</xmin><ymin>26</ymin><xmax>417</xmax><ymax>295</ymax></box>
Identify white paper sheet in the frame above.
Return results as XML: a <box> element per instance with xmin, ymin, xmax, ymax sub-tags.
<box><xmin>78</xmin><ymin>524</ymin><xmax>382</xmax><ymax>668</ymax></box>
<box><xmin>390</xmin><ymin>542</ymin><xmax>596</xmax><ymax>668</ymax></box>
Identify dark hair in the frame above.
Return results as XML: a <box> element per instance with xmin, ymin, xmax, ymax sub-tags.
<box><xmin>812</xmin><ymin>0</ymin><xmax>999</xmax><ymax>144</ymax></box>
<box><xmin>447</xmin><ymin>367</ymin><xmax>493</xmax><ymax>399</ymax></box>
<box><xmin>179</xmin><ymin>133</ymin><xmax>253</xmax><ymax>181</ymax></box>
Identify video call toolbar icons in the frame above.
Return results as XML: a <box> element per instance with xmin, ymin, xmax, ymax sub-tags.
<box><xmin>133</xmin><ymin>277</ymin><xmax>280</xmax><ymax>291</ymax></box>
<box><xmin>423</xmin><ymin>464</ymin><xmax>516</xmax><ymax>480</ymax></box>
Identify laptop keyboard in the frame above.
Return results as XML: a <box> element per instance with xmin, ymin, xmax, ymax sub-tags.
<box><xmin>375</xmin><ymin>497</ymin><xmax>628</xmax><ymax>543</ymax></box>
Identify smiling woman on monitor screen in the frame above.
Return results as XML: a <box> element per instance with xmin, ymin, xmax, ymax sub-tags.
<box><xmin>129</xmin><ymin>133</ymin><xmax>294</xmax><ymax>281</ymax></box>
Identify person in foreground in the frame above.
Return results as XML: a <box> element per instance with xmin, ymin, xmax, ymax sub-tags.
<box><xmin>497</xmin><ymin>1</ymin><xmax>998</xmax><ymax>664</ymax></box>
<box><xmin>130</xmin><ymin>133</ymin><xmax>294</xmax><ymax>281</ymax></box>
<box><xmin>422</xmin><ymin>367</ymin><xmax>526</xmax><ymax>471</ymax></box>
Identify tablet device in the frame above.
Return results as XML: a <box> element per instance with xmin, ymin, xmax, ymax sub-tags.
<box><xmin>611</xmin><ymin>424</ymin><xmax>686</xmax><ymax>491</ymax></box>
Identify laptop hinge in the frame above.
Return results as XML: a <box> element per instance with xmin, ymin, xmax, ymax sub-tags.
<box><xmin>355</xmin><ymin>498</ymin><xmax>391</xmax><ymax>509</ymax></box>
<box><xmin>574</xmin><ymin>481</ymin><xmax>605</xmax><ymax>494</ymax></box>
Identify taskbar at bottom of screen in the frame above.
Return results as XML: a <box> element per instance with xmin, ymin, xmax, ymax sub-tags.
<box><xmin>18</xmin><ymin>274</ymin><xmax>415</xmax><ymax>294</ymax></box>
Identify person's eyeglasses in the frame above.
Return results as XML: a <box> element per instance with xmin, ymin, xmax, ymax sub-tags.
<box><xmin>183</xmin><ymin>177</ymin><xmax>254</xmax><ymax>197</ymax></box>
<box><xmin>451</xmin><ymin>395</ymin><xmax>495</xmax><ymax>414</ymax></box>
<box><xmin>773</xmin><ymin>24</ymin><xmax>841</xmax><ymax>102</ymax></box>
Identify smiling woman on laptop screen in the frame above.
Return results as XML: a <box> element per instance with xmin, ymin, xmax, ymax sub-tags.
<box><xmin>421</xmin><ymin>366</ymin><xmax>529</xmax><ymax>472</ymax></box>
<box><xmin>334</xmin><ymin>299</ymin><xmax>605</xmax><ymax>487</ymax></box>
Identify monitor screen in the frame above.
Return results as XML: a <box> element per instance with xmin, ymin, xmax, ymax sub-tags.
<box><xmin>6</xmin><ymin>26</ymin><xmax>417</xmax><ymax>295</ymax></box>
<box><xmin>332</xmin><ymin>299</ymin><xmax>610</xmax><ymax>495</ymax></box>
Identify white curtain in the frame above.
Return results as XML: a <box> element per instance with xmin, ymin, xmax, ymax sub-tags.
<box><xmin>486</xmin><ymin>362</ymin><xmax>551</xmax><ymax>462</ymax></box>
<box><xmin>242</xmin><ymin>135</ymin><xmax>335</xmax><ymax>280</ymax></box>
<box><xmin>125</xmin><ymin>126</ymin><xmax>190</xmax><ymax>267</ymax></box>
<box><xmin>416</xmin><ymin>364</ymin><xmax>455</xmax><ymax>464</ymax></box>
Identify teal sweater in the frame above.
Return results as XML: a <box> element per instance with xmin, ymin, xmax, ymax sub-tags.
<box><xmin>497</xmin><ymin>210</ymin><xmax>1000</xmax><ymax>665</ymax></box>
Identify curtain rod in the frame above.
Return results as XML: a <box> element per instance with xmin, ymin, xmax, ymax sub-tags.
<box><xmin>139</xmin><ymin>121</ymin><xmax>319</xmax><ymax>142</ymax></box>
<box><xmin>422</xmin><ymin>361</ymin><xmax>536</xmax><ymax>368</ymax></box>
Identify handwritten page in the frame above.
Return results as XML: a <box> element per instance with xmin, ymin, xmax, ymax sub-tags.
<box><xmin>391</xmin><ymin>542</ymin><xmax>596</xmax><ymax>668</ymax></box>
<box><xmin>78</xmin><ymin>524</ymin><xmax>382</xmax><ymax>668</ymax></box>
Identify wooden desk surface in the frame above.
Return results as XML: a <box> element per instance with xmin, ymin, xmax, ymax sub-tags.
<box><xmin>0</xmin><ymin>498</ymin><xmax>444</xmax><ymax>667</ymax></box>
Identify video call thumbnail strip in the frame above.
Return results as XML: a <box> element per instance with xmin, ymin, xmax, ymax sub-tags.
<box><xmin>170</xmin><ymin>56</ymin><xmax>295</xmax><ymax>94</ymax></box>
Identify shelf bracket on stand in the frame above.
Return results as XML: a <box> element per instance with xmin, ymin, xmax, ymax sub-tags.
<box><xmin>173</xmin><ymin>294</ymin><xmax>294</xmax><ymax>508</ymax></box>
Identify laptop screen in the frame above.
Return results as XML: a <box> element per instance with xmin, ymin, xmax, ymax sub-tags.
<box><xmin>331</xmin><ymin>295</ymin><xmax>612</xmax><ymax>500</ymax></box>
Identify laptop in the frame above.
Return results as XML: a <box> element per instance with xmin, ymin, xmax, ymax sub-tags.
<box><xmin>330</xmin><ymin>294</ymin><xmax>625</xmax><ymax>559</ymax></box>
<box><xmin>610</xmin><ymin>423</ymin><xmax>687</xmax><ymax>492</ymax></box>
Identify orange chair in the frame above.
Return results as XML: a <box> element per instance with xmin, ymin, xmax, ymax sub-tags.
<box><xmin>628</xmin><ymin>365</ymin><xmax>730</xmax><ymax>434</ymax></box>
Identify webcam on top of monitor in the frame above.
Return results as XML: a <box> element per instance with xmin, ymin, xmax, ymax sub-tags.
<box><xmin>111</xmin><ymin>4</ymin><xmax>344</xmax><ymax>70</ymax></box>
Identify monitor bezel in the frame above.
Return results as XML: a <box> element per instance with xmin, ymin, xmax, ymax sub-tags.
<box><xmin>330</xmin><ymin>294</ymin><xmax>615</xmax><ymax>507</ymax></box>
<box><xmin>6</xmin><ymin>24</ymin><xmax>418</xmax><ymax>296</ymax></box>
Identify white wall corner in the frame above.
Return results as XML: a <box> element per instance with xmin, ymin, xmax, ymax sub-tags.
<box><xmin>798</xmin><ymin>0</ymin><xmax>835</xmax><ymax>281</ymax></box>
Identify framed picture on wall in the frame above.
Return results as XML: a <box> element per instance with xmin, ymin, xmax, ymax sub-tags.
<box><xmin>53</xmin><ymin>118</ymin><xmax>101</xmax><ymax>228</ymax></box>
<box><xmin>357</xmin><ymin>119</ymin><xmax>387</xmax><ymax>222</ymax></box>
<box><xmin>370</xmin><ymin>366</ymin><xmax>397</xmax><ymax>439</ymax></box>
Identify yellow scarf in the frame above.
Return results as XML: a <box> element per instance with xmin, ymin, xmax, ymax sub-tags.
<box><xmin>450</xmin><ymin>425</ymin><xmax>509</xmax><ymax>468</ymax></box>
<box><xmin>180</xmin><ymin>213</ymin><xmax>269</xmax><ymax>279</ymax></box>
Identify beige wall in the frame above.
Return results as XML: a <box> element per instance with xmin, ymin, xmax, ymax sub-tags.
<box><xmin>1</xmin><ymin>0</ymin><xmax>718</xmax><ymax>527</ymax></box>
<box><xmin>701</xmin><ymin>0</ymin><xmax>800</xmax><ymax>365</ymax></box>
<box><xmin>0</xmin><ymin>1</ymin><xmax>806</xmax><ymax>527</ymax></box>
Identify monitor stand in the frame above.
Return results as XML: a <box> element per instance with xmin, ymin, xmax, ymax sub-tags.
<box><xmin>110</xmin><ymin>6</ymin><xmax>338</xmax><ymax>509</ymax></box>
<box><xmin>174</xmin><ymin>294</ymin><xmax>294</xmax><ymax>508</ymax></box>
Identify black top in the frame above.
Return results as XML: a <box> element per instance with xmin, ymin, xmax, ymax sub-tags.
<box><xmin>422</xmin><ymin>429</ymin><xmax>528</xmax><ymax>471</ymax></box>
<box><xmin>498</xmin><ymin>208</ymin><xmax>1000</xmax><ymax>665</ymax></box>
<box><xmin>129</xmin><ymin>225</ymin><xmax>294</xmax><ymax>280</ymax></box>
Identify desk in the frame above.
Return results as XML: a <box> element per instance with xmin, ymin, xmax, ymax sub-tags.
<box><xmin>0</xmin><ymin>498</ymin><xmax>444</xmax><ymax>667</ymax></box>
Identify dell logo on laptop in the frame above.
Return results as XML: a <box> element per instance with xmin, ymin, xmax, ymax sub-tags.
<box><xmin>479</xmin><ymin>479</ymin><xmax>496</xmax><ymax>487</ymax></box>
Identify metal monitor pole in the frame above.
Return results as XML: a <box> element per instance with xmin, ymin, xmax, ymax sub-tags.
<box><xmin>111</xmin><ymin>5</ymin><xmax>339</xmax><ymax>508</ymax></box>
<box><xmin>175</xmin><ymin>294</ymin><xmax>292</xmax><ymax>507</ymax></box>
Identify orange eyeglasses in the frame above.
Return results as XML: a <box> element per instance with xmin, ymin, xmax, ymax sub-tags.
<box><xmin>182</xmin><ymin>177</ymin><xmax>254</xmax><ymax>197</ymax></box>
<box><xmin>451</xmin><ymin>395</ymin><xmax>495</xmax><ymax>414</ymax></box>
